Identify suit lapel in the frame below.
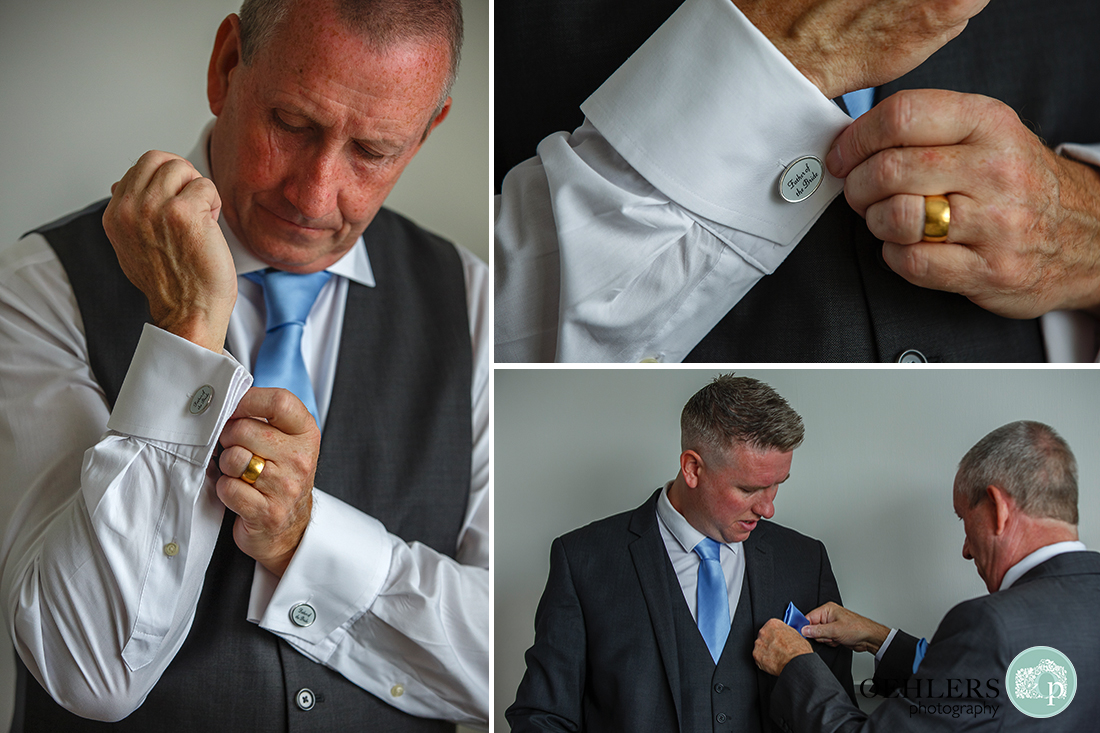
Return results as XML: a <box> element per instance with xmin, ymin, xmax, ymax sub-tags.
<box><xmin>745</xmin><ymin>524</ymin><xmax>775</xmax><ymax>727</ymax></box>
<box><xmin>628</xmin><ymin>490</ymin><xmax>685</xmax><ymax>731</ymax></box>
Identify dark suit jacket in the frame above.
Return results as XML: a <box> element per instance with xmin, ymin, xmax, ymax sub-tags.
<box><xmin>508</xmin><ymin>489</ymin><xmax>854</xmax><ymax>731</ymax></box>
<box><xmin>770</xmin><ymin>551</ymin><xmax>1100</xmax><ymax>732</ymax></box>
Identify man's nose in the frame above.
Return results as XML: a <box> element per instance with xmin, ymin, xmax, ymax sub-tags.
<box><xmin>284</xmin><ymin>150</ymin><xmax>340</xmax><ymax>221</ymax></box>
<box><xmin>754</xmin><ymin>491</ymin><xmax>776</xmax><ymax>520</ymax></box>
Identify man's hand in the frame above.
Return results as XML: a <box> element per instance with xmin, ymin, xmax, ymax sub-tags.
<box><xmin>103</xmin><ymin>150</ymin><xmax>237</xmax><ymax>352</ymax></box>
<box><xmin>801</xmin><ymin>601</ymin><xmax>890</xmax><ymax>654</ymax></box>
<box><xmin>735</xmin><ymin>0</ymin><xmax>990</xmax><ymax>99</ymax></box>
<box><xmin>754</xmin><ymin>618</ymin><xmax>814</xmax><ymax>676</ymax></box>
<box><xmin>217</xmin><ymin>388</ymin><xmax>321</xmax><ymax>577</ymax></box>
<box><xmin>829</xmin><ymin>89</ymin><xmax>1100</xmax><ymax>318</ymax></box>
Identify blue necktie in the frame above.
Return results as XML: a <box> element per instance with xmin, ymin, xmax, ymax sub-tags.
<box><xmin>842</xmin><ymin>87</ymin><xmax>875</xmax><ymax>119</ymax></box>
<box><xmin>693</xmin><ymin>538</ymin><xmax>730</xmax><ymax>664</ymax></box>
<box><xmin>244</xmin><ymin>269</ymin><xmax>332</xmax><ymax>427</ymax></box>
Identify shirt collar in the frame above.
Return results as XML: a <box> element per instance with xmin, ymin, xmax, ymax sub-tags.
<box><xmin>187</xmin><ymin>119</ymin><xmax>375</xmax><ymax>288</ymax></box>
<box><xmin>657</xmin><ymin>481</ymin><xmax>741</xmax><ymax>556</ymax></box>
<box><xmin>999</xmin><ymin>540</ymin><xmax>1088</xmax><ymax>591</ymax></box>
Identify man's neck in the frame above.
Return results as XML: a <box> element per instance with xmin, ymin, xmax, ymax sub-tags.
<box><xmin>992</xmin><ymin>517</ymin><xmax>1079</xmax><ymax>590</ymax></box>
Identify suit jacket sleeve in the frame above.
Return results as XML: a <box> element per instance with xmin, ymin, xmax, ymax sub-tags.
<box><xmin>507</xmin><ymin>536</ymin><xmax>588</xmax><ymax>732</ymax></box>
<box><xmin>768</xmin><ymin>598</ymin><xmax>1007</xmax><ymax>733</ymax></box>
<box><xmin>871</xmin><ymin>629</ymin><xmax>922</xmax><ymax>697</ymax></box>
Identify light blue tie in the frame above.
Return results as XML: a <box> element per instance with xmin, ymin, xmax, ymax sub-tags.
<box><xmin>693</xmin><ymin>537</ymin><xmax>730</xmax><ymax>664</ymax></box>
<box><xmin>244</xmin><ymin>269</ymin><xmax>332</xmax><ymax>428</ymax></box>
<box><xmin>842</xmin><ymin>87</ymin><xmax>875</xmax><ymax>119</ymax></box>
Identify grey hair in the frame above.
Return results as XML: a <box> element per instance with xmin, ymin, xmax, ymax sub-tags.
<box><xmin>681</xmin><ymin>374</ymin><xmax>804</xmax><ymax>460</ymax></box>
<box><xmin>238</xmin><ymin>0</ymin><xmax>463</xmax><ymax>104</ymax></box>
<box><xmin>955</xmin><ymin>421</ymin><xmax>1078</xmax><ymax>525</ymax></box>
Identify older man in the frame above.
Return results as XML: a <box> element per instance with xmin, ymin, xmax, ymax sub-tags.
<box><xmin>753</xmin><ymin>421</ymin><xmax>1100</xmax><ymax>731</ymax></box>
<box><xmin>0</xmin><ymin>0</ymin><xmax>487</xmax><ymax>730</ymax></box>
<box><xmin>508</xmin><ymin>375</ymin><xmax>853</xmax><ymax>732</ymax></box>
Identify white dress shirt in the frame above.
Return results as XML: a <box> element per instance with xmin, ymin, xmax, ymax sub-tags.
<box><xmin>494</xmin><ymin>0</ymin><xmax>1100</xmax><ymax>363</ymax></box>
<box><xmin>0</xmin><ymin>123</ymin><xmax>490</xmax><ymax>726</ymax></box>
<box><xmin>655</xmin><ymin>483</ymin><xmax>746</xmax><ymax>622</ymax></box>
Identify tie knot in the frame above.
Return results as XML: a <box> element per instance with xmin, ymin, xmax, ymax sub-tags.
<box><xmin>694</xmin><ymin>537</ymin><xmax>722</xmax><ymax>562</ymax></box>
<box><xmin>247</xmin><ymin>269</ymin><xmax>333</xmax><ymax>331</ymax></box>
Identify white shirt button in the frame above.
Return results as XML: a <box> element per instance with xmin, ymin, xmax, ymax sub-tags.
<box><xmin>290</xmin><ymin>602</ymin><xmax>316</xmax><ymax>627</ymax></box>
<box><xmin>163</xmin><ymin>542</ymin><xmax>180</xmax><ymax>557</ymax></box>
<box><xmin>295</xmin><ymin>688</ymin><xmax>315</xmax><ymax>711</ymax></box>
<box><xmin>391</xmin><ymin>684</ymin><xmax>405</xmax><ymax>698</ymax></box>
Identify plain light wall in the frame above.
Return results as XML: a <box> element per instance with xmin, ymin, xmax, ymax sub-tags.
<box><xmin>0</xmin><ymin>0</ymin><xmax>487</xmax><ymax>729</ymax></box>
<box><xmin>495</xmin><ymin>368</ymin><xmax>1100</xmax><ymax>730</ymax></box>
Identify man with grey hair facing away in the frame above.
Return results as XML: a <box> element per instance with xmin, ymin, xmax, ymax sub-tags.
<box><xmin>0</xmin><ymin>0</ymin><xmax>488</xmax><ymax>730</ymax></box>
<box><xmin>754</xmin><ymin>421</ymin><xmax>1100</xmax><ymax>731</ymax></box>
<box><xmin>509</xmin><ymin>374</ymin><xmax>853</xmax><ymax>732</ymax></box>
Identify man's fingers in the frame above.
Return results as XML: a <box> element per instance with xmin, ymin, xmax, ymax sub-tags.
<box><xmin>113</xmin><ymin>150</ymin><xmax>188</xmax><ymax>201</ymax></box>
<box><xmin>843</xmin><ymin>144</ymin><xmax>970</xmax><ymax>216</ymax></box>
<box><xmin>829</xmin><ymin>90</ymin><xmax>987</xmax><ymax>178</ymax></box>
<box><xmin>804</xmin><ymin>601</ymin><xmax>839</xmax><ymax>625</ymax></box>
<box><xmin>882</xmin><ymin>240</ymin><xmax>989</xmax><ymax>295</ymax></box>
<box><xmin>865</xmin><ymin>193</ymin><xmax>980</xmax><ymax>245</ymax></box>
<box><xmin>177</xmin><ymin>175</ymin><xmax>223</xmax><ymax>224</ymax></box>
<box><xmin>231</xmin><ymin>387</ymin><xmax>317</xmax><ymax>435</ymax></box>
<box><xmin>218</xmin><ymin>444</ymin><xmax>256</xmax><ymax>481</ymax></box>
<box><xmin>215</xmin><ymin>474</ymin><xmax>268</xmax><ymax>520</ymax></box>
<box><xmin>219</xmin><ymin>415</ymin><xmax>284</xmax><ymax>463</ymax></box>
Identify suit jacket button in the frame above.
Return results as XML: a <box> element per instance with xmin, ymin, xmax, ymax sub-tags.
<box><xmin>295</xmin><ymin>688</ymin><xmax>315</xmax><ymax>711</ymax></box>
<box><xmin>716</xmin><ymin>712</ymin><xmax>727</xmax><ymax>723</ymax></box>
<box><xmin>714</xmin><ymin>682</ymin><xmax>724</xmax><ymax>693</ymax></box>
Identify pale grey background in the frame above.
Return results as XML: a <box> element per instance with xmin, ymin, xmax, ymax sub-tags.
<box><xmin>0</xmin><ymin>0</ymin><xmax>487</xmax><ymax>729</ymax></box>
<box><xmin>496</xmin><ymin>368</ymin><xmax>1100</xmax><ymax>730</ymax></box>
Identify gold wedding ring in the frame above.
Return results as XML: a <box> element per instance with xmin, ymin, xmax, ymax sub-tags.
<box><xmin>240</xmin><ymin>454</ymin><xmax>266</xmax><ymax>484</ymax></box>
<box><xmin>923</xmin><ymin>195</ymin><xmax>951</xmax><ymax>242</ymax></box>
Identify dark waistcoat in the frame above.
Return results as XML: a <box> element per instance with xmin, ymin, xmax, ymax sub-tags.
<box><xmin>12</xmin><ymin>200</ymin><xmax>473</xmax><ymax>732</ymax></box>
<box><xmin>667</xmin><ymin>569</ymin><xmax>765</xmax><ymax>733</ymax></box>
<box><xmin>497</xmin><ymin>0</ymin><xmax>1100</xmax><ymax>361</ymax></box>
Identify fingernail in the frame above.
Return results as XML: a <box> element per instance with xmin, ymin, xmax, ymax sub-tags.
<box><xmin>826</xmin><ymin>146</ymin><xmax>843</xmax><ymax>176</ymax></box>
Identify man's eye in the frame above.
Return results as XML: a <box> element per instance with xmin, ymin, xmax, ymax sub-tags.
<box><xmin>273</xmin><ymin>111</ymin><xmax>307</xmax><ymax>131</ymax></box>
<box><xmin>355</xmin><ymin>143</ymin><xmax>384</xmax><ymax>161</ymax></box>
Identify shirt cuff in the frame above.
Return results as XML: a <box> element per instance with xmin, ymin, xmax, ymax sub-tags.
<box><xmin>108</xmin><ymin>323</ymin><xmax>250</xmax><ymax>447</ymax></box>
<box><xmin>875</xmin><ymin>627</ymin><xmax>899</xmax><ymax>665</ymax></box>
<box><xmin>580</xmin><ymin>0</ymin><xmax>851</xmax><ymax>254</ymax></box>
<box><xmin>249</xmin><ymin>489</ymin><xmax>392</xmax><ymax>660</ymax></box>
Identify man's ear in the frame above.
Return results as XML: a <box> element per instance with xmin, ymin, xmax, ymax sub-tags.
<box><xmin>680</xmin><ymin>450</ymin><xmax>704</xmax><ymax>489</ymax></box>
<box><xmin>208</xmin><ymin>14</ymin><xmax>243</xmax><ymax>117</ymax></box>
<box><xmin>418</xmin><ymin>97</ymin><xmax>452</xmax><ymax>144</ymax></box>
<box><xmin>987</xmin><ymin>484</ymin><xmax>1015</xmax><ymax>536</ymax></box>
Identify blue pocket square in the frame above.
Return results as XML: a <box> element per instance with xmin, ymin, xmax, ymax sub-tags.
<box><xmin>783</xmin><ymin>601</ymin><xmax>810</xmax><ymax>634</ymax></box>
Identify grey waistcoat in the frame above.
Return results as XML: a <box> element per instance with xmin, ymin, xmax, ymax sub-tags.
<box><xmin>667</xmin><ymin>568</ymin><xmax>764</xmax><ymax>733</ymax></box>
<box><xmin>12</xmin><ymin>200</ymin><xmax>473</xmax><ymax>733</ymax></box>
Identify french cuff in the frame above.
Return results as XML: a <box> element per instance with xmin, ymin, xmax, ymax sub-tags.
<box><xmin>108</xmin><ymin>323</ymin><xmax>250</xmax><ymax>448</ymax></box>
<box><xmin>250</xmin><ymin>489</ymin><xmax>391</xmax><ymax>659</ymax></box>
<box><xmin>581</xmin><ymin>0</ymin><xmax>850</xmax><ymax>251</ymax></box>
<box><xmin>1057</xmin><ymin>142</ymin><xmax>1100</xmax><ymax>168</ymax></box>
